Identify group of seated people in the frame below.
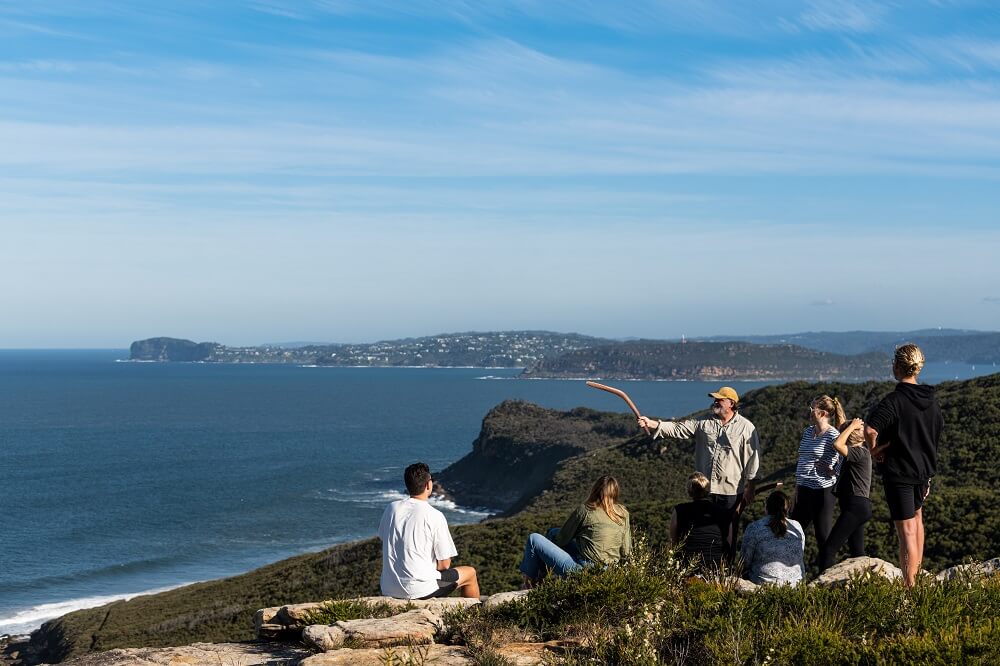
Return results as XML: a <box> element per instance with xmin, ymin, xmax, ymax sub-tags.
<box><xmin>672</xmin><ymin>471</ymin><xmax>807</xmax><ymax>585</ymax></box>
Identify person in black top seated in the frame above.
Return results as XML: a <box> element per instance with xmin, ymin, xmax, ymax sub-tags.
<box><xmin>671</xmin><ymin>472</ymin><xmax>732</xmax><ymax>569</ymax></box>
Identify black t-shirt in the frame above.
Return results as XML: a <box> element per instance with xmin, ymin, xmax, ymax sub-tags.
<box><xmin>674</xmin><ymin>499</ymin><xmax>730</xmax><ymax>564</ymax></box>
<box><xmin>835</xmin><ymin>445</ymin><xmax>872</xmax><ymax>500</ymax></box>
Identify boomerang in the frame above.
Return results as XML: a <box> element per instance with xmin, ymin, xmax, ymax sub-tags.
<box><xmin>585</xmin><ymin>381</ymin><xmax>650</xmax><ymax>434</ymax></box>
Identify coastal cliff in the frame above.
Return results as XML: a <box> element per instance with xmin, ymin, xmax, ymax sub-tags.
<box><xmin>433</xmin><ymin>400</ymin><xmax>638</xmax><ymax>513</ymax></box>
<box><xmin>129</xmin><ymin>337</ymin><xmax>220</xmax><ymax>362</ymax></box>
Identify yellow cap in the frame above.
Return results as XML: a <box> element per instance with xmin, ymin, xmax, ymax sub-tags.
<box><xmin>708</xmin><ymin>386</ymin><xmax>739</xmax><ymax>403</ymax></box>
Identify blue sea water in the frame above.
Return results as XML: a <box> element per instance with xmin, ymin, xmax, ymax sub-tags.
<box><xmin>0</xmin><ymin>350</ymin><xmax>988</xmax><ymax>635</ymax></box>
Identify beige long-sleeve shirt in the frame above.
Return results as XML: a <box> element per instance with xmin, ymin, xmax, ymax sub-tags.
<box><xmin>653</xmin><ymin>412</ymin><xmax>760</xmax><ymax>496</ymax></box>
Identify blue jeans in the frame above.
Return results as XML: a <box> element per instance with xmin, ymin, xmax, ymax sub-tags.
<box><xmin>519</xmin><ymin>527</ymin><xmax>589</xmax><ymax>580</ymax></box>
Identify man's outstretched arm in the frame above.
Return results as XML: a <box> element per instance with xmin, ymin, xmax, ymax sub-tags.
<box><xmin>637</xmin><ymin>416</ymin><xmax>698</xmax><ymax>442</ymax></box>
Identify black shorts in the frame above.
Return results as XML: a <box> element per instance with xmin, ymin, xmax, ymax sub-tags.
<box><xmin>417</xmin><ymin>568</ymin><xmax>459</xmax><ymax>599</ymax></box>
<box><xmin>884</xmin><ymin>480</ymin><xmax>930</xmax><ymax>521</ymax></box>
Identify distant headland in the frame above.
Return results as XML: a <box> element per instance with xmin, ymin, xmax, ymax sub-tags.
<box><xmin>128</xmin><ymin>329</ymin><xmax>1000</xmax><ymax>381</ymax></box>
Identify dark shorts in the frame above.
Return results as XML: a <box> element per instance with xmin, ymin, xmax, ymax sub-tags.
<box><xmin>418</xmin><ymin>568</ymin><xmax>459</xmax><ymax>599</ymax></box>
<box><xmin>884</xmin><ymin>480</ymin><xmax>930</xmax><ymax>521</ymax></box>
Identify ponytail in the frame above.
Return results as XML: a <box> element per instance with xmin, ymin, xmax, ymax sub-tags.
<box><xmin>831</xmin><ymin>397</ymin><xmax>846</xmax><ymax>430</ymax></box>
<box><xmin>766</xmin><ymin>491</ymin><xmax>789</xmax><ymax>538</ymax></box>
<box><xmin>813</xmin><ymin>395</ymin><xmax>845</xmax><ymax>428</ymax></box>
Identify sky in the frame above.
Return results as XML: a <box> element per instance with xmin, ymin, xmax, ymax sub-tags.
<box><xmin>1</xmin><ymin>1</ymin><xmax>999</xmax><ymax>347</ymax></box>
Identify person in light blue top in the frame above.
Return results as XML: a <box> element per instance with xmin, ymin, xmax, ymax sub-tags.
<box><xmin>790</xmin><ymin>395</ymin><xmax>843</xmax><ymax>566</ymax></box>
<box><xmin>741</xmin><ymin>490</ymin><xmax>805</xmax><ymax>586</ymax></box>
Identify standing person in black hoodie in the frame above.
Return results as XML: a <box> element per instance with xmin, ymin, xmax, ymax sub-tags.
<box><xmin>865</xmin><ymin>344</ymin><xmax>943</xmax><ymax>587</ymax></box>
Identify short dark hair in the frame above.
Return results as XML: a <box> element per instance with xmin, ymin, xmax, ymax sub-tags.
<box><xmin>404</xmin><ymin>462</ymin><xmax>432</xmax><ymax>496</ymax></box>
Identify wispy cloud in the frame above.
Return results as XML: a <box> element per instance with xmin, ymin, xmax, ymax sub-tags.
<box><xmin>798</xmin><ymin>0</ymin><xmax>888</xmax><ymax>33</ymax></box>
<box><xmin>5</xmin><ymin>35</ymin><xmax>1000</xmax><ymax>185</ymax></box>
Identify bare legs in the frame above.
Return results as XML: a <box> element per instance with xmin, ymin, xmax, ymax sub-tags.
<box><xmin>894</xmin><ymin>507</ymin><xmax>924</xmax><ymax>587</ymax></box>
<box><xmin>454</xmin><ymin>565</ymin><xmax>480</xmax><ymax>598</ymax></box>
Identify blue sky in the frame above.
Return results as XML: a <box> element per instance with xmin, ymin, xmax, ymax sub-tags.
<box><xmin>1</xmin><ymin>1</ymin><xmax>999</xmax><ymax>347</ymax></box>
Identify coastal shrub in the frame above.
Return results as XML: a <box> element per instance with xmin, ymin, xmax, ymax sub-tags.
<box><xmin>488</xmin><ymin>539</ymin><xmax>688</xmax><ymax>637</ymax></box>
<box><xmin>759</xmin><ymin>622</ymin><xmax>865</xmax><ymax>665</ymax></box>
<box><xmin>442</xmin><ymin>570</ymin><xmax>1000</xmax><ymax>665</ymax></box>
<box><xmin>439</xmin><ymin>605</ymin><xmax>530</xmax><ymax>666</ymax></box>
<box><xmin>876</xmin><ymin>624</ymin><xmax>1000</xmax><ymax>666</ymax></box>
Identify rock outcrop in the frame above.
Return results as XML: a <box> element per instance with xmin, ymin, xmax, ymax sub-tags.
<box><xmin>255</xmin><ymin>597</ymin><xmax>479</xmax><ymax>639</ymax></box>
<box><xmin>810</xmin><ymin>557</ymin><xmax>903</xmax><ymax>588</ymax></box>
<box><xmin>301</xmin><ymin>608</ymin><xmax>442</xmax><ymax>651</ymax></box>
<box><xmin>129</xmin><ymin>337</ymin><xmax>219</xmax><ymax>362</ymax></box>
<box><xmin>936</xmin><ymin>556</ymin><xmax>1000</xmax><ymax>582</ymax></box>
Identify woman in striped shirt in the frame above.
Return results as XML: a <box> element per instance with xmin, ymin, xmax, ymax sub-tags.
<box><xmin>790</xmin><ymin>395</ymin><xmax>844</xmax><ymax>566</ymax></box>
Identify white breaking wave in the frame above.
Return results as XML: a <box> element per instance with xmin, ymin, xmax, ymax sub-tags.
<box><xmin>0</xmin><ymin>583</ymin><xmax>193</xmax><ymax>636</ymax></box>
<box><xmin>429</xmin><ymin>496</ymin><xmax>493</xmax><ymax>516</ymax></box>
<box><xmin>309</xmin><ymin>487</ymin><xmax>492</xmax><ymax>518</ymax></box>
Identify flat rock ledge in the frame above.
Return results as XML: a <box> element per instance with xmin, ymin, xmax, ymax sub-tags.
<box><xmin>302</xmin><ymin>608</ymin><xmax>442</xmax><ymax>651</ymax></box>
<box><xmin>256</xmin><ymin>596</ymin><xmax>478</xmax><ymax>639</ymax></box>
<box><xmin>256</xmin><ymin>594</ymin><xmax>507</xmax><ymax>639</ymax></box>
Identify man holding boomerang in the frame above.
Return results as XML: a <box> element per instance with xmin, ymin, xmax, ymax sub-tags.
<box><xmin>637</xmin><ymin>386</ymin><xmax>760</xmax><ymax>515</ymax></box>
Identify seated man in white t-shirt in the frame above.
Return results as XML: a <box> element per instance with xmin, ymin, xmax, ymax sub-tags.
<box><xmin>377</xmin><ymin>462</ymin><xmax>480</xmax><ymax>599</ymax></box>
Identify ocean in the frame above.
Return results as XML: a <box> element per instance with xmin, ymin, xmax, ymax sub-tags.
<box><xmin>0</xmin><ymin>350</ymin><xmax>987</xmax><ymax>635</ymax></box>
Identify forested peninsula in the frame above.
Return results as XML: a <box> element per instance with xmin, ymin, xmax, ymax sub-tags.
<box><xmin>19</xmin><ymin>372</ymin><xmax>1000</xmax><ymax>664</ymax></box>
<box><xmin>128</xmin><ymin>334</ymin><xmax>890</xmax><ymax>380</ymax></box>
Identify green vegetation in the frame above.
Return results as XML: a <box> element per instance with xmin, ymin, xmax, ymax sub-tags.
<box><xmin>29</xmin><ymin>372</ymin><xmax>1000</xmax><ymax>663</ymax></box>
<box><xmin>520</xmin><ymin>341</ymin><xmax>888</xmax><ymax>380</ymax></box>
<box><xmin>446</xmin><ymin>543</ymin><xmax>1000</xmax><ymax>665</ymax></box>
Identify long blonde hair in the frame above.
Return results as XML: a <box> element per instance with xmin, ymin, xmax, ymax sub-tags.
<box><xmin>585</xmin><ymin>475</ymin><xmax>627</xmax><ymax>525</ymax></box>
<box><xmin>813</xmin><ymin>395</ymin><xmax>846</xmax><ymax>428</ymax></box>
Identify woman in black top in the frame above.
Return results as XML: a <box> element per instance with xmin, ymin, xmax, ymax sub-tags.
<box><xmin>671</xmin><ymin>472</ymin><xmax>731</xmax><ymax>569</ymax></box>
<box><xmin>817</xmin><ymin>418</ymin><xmax>873</xmax><ymax>572</ymax></box>
<box><xmin>865</xmin><ymin>344</ymin><xmax>943</xmax><ymax>587</ymax></box>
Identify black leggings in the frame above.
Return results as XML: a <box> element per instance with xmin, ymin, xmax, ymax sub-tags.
<box><xmin>818</xmin><ymin>496</ymin><xmax>872</xmax><ymax>572</ymax></box>
<box><xmin>790</xmin><ymin>485</ymin><xmax>836</xmax><ymax>557</ymax></box>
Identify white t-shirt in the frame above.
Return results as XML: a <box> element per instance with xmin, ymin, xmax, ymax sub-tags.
<box><xmin>378</xmin><ymin>497</ymin><xmax>458</xmax><ymax>599</ymax></box>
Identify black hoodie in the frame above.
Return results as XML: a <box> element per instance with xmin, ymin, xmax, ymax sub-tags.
<box><xmin>867</xmin><ymin>382</ymin><xmax>943</xmax><ymax>484</ymax></box>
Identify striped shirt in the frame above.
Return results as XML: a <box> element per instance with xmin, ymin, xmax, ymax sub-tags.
<box><xmin>795</xmin><ymin>425</ymin><xmax>841</xmax><ymax>489</ymax></box>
